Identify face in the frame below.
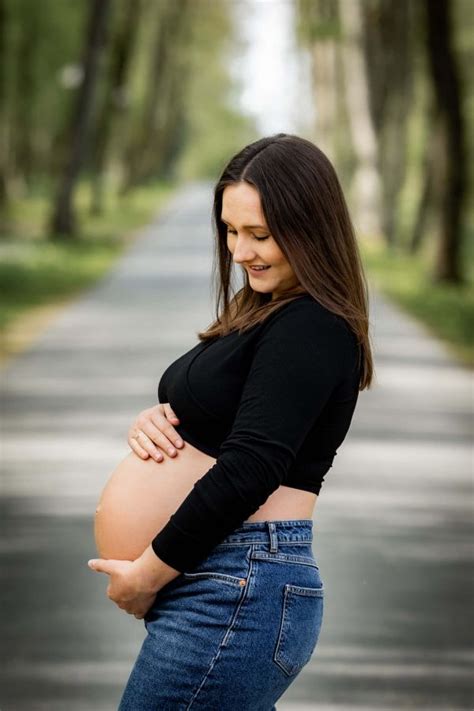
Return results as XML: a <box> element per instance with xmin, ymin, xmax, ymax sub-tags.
<box><xmin>221</xmin><ymin>182</ymin><xmax>299</xmax><ymax>300</ymax></box>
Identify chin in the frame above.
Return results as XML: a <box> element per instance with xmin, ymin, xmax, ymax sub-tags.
<box><xmin>251</xmin><ymin>286</ymin><xmax>273</xmax><ymax>296</ymax></box>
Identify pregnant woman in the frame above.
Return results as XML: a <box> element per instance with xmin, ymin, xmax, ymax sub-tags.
<box><xmin>89</xmin><ymin>133</ymin><xmax>373</xmax><ymax>710</ymax></box>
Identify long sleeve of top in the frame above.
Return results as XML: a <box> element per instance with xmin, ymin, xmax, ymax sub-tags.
<box><xmin>151</xmin><ymin>297</ymin><xmax>359</xmax><ymax>573</ymax></box>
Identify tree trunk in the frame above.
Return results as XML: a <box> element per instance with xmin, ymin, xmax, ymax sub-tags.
<box><xmin>50</xmin><ymin>0</ymin><xmax>111</xmax><ymax>237</ymax></box>
<box><xmin>424</xmin><ymin>0</ymin><xmax>466</xmax><ymax>284</ymax></box>
<box><xmin>410</xmin><ymin>156</ymin><xmax>434</xmax><ymax>255</ymax></box>
<box><xmin>361</xmin><ymin>0</ymin><xmax>414</xmax><ymax>248</ymax></box>
<box><xmin>14</xmin><ymin>4</ymin><xmax>38</xmax><ymax>191</ymax></box>
<box><xmin>0</xmin><ymin>0</ymin><xmax>9</xmax><ymax>218</ymax></box>
<box><xmin>307</xmin><ymin>0</ymin><xmax>339</xmax><ymax>161</ymax></box>
<box><xmin>89</xmin><ymin>0</ymin><xmax>140</xmax><ymax>216</ymax></box>
<box><xmin>338</xmin><ymin>0</ymin><xmax>382</xmax><ymax>238</ymax></box>
<box><xmin>409</xmin><ymin>96</ymin><xmax>439</xmax><ymax>254</ymax></box>
<box><xmin>120</xmin><ymin>0</ymin><xmax>191</xmax><ymax>193</ymax></box>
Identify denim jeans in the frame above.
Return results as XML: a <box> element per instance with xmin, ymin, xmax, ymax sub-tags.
<box><xmin>118</xmin><ymin>520</ymin><xmax>324</xmax><ymax>710</ymax></box>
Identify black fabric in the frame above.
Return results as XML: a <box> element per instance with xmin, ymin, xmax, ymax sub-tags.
<box><xmin>152</xmin><ymin>295</ymin><xmax>361</xmax><ymax>572</ymax></box>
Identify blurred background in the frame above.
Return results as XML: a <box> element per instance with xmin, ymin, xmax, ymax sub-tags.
<box><xmin>0</xmin><ymin>0</ymin><xmax>473</xmax><ymax>709</ymax></box>
<box><xmin>0</xmin><ymin>0</ymin><xmax>472</xmax><ymax>362</ymax></box>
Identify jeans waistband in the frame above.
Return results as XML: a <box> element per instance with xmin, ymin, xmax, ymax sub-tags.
<box><xmin>218</xmin><ymin>519</ymin><xmax>313</xmax><ymax>551</ymax></box>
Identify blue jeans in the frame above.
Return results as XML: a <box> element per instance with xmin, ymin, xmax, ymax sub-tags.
<box><xmin>118</xmin><ymin>520</ymin><xmax>324</xmax><ymax>710</ymax></box>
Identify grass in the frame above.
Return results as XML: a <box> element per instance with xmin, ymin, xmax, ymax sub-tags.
<box><xmin>1</xmin><ymin>180</ymin><xmax>472</xmax><ymax>371</ymax></box>
<box><xmin>0</xmin><ymin>178</ymin><xmax>178</xmax><ymax>365</ymax></box>
<box><xmin>359</xmin><ymin>234</ymin><xmax>474</xmax><ymax>369</ymax></box>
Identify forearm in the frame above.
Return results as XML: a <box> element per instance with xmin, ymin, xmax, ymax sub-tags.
<box><xmin>136</xmin><ymin>543</ymin><xmax>182</xmax><ymax>591</ymax></box>
<box><xmin>151</xmin><ymin>448</ymin><xmax>288</xmax><ymax>572</ymax></box>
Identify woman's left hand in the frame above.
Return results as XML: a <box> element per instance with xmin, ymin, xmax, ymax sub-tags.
<box><xmin>87</xmin><ymin>557</ymin><xmax>158</xmax><ymax>619</ymax></box>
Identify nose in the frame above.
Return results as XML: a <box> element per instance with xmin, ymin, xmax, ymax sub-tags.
<box><xmin>231</xmin><ymin>236</ymin><xmax>258</xmax><ymax>265</ymax></box>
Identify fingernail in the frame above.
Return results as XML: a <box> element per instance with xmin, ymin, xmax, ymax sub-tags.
<box><xmin>88</xmin><ymin>560</ymin><xmax>96</xmax><ymax>568</ymax></box>
<box><xmin>175</xmin><ymin>439</ymin><xmax>183</xmax><ymax>447</ymax></box>
<box><xmin>168</xmin><ymin>447</ymin><xmax>176</xmax><ymax>455</ymax></box>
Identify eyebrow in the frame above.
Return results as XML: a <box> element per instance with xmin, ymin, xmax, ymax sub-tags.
<box><xmin>221</xmin><ymin>218</ymin><xmax>268</xmax><ymax>229</ymax></box>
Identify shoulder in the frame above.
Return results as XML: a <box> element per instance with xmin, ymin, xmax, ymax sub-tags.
<box><xmin>263</xmin><ymin>295</ymin><xmax>349</xmax><ymax>337</ymax></box>
<box><xmin>258</xmin><ymin>295</ymin><xmax>357</xmax><ymax>373</ymax></box>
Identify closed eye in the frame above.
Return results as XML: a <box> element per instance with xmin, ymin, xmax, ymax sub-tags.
<box><xmin>226</xmin><ymin>228</ymin><xmax>269</xmax><ymax>242</ymax></box>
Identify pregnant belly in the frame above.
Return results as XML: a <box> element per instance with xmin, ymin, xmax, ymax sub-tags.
<box><xmin>94</xmin><ymin>441</ymin><xmax>318</xmax><ymax>561</ymax></box>
<box><xmin>94</xmin><ymin>444</ymin><xmax>218</xmax><ymax>561</ymax></box>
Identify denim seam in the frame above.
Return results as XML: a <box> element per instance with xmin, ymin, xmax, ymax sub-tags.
<box><xmin>215</xmin><ymin>540</ymin><xmax>312</xmax><ymax>547</ymax></box>
<box><xmin>251</xmin><ymin>552</ymin><xmax>319</xmax><ymax>568</ymax></box>
<box><xmin>182</xmin><ymin>571</ymin><xmax>247</xmax><ymax>588</ymax></box>
<box><xmin>186</xmin><ymin>548</ymin><xmax>253</xmax><ymax>709</ymax></box>
<box><xmin>220</xmin><ymin>552</ymin><xmax>254</xmax><ymax>648</ymax></box>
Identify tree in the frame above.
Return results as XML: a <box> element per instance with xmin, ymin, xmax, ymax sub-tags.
<box><xmin>50</xmin><ymin>0</ymin><xmax>111</xmax><ymax>237</ymax></box>
<box><xmin>338</xmin><ymin>0</ymin><xmax>383</xmax><ymax>238</ymax></box>
<box><xmin>89</xmin><ymin>0</ymin><xmax>141</xmax><ymax>215</ymax></box>
<box><xmin>423</xmin><ymin>0</ymin><xmax>466</xmax><ymax>284</ymax></box>
<box><xmin>120</xmin><ymin>0</ymin><xmax>193</xmax><ymax>192</ymax></box>
<box><xmin>361</xmin><ymin>0</ymin><xmax>415</xmax><ymax>247</ymax></box>
<box><xmin>0</xmin><ymin>0</ymin><xmax>9</xmax><ymax>218</ymax></box>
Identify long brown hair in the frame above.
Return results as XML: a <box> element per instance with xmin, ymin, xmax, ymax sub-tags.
<box><xmin>197</xmin><ymin>133</ymin><xmax>374</xmax><ymax>390</ymax></box>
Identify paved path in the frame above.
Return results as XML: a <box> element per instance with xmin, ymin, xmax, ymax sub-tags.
<box><xmin>1</xmin><ymin>180</ymin><xmax>472</xmax><ymax>709</ymax></box>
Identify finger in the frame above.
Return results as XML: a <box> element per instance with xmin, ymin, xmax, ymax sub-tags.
<box><xmin>140</xmin><ymin>418</ymin><xmax>183</xmax><ymax>457</ymax></box>
<box><xmin>128</xmin><ymin>433</ymin><xmax>152</xmax><ymax>460</ymax></box>
<box><xmin>134</xmin><ymin>428</ymin><xmax>167</xmax><ymax>461</ymax></box>
<box><xmin>131</xmin><ymin>429</ymin><xmax>163</xmax><ymax>461</ymax></box>
<box><xmin>147</xmin><ymin>411</ymin><xmax>184</xmax><ymax>451</ymax></box>
<box><xmin>163</xmin><ymin>403</ymin><xmax>180</xmax><ymax>424</ymax></box>
<box><xmin>88</xmin><ymin>558</ymin><xmax>114</xmax><ymax>574</ymax></box>
<box><xmin>128</xmin><ymin>421</ymin><xmax>152</xmax><ymax>459</ymax></box>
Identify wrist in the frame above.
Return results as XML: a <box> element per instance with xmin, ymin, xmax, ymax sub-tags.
<box><xmin>134</xmin><ymin>544</ymin><xmax>181</xmax><ymax>593</ymax></box>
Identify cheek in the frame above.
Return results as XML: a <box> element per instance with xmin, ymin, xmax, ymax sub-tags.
<box><xmin>272</xmin><ymin>252</ymin><xmax>291</xmax><ymax>271</ymax></box>
<box><xmin>267</xmin><ymin>245</ymin><xmax>286</xmax><ymax>267</ymax></box>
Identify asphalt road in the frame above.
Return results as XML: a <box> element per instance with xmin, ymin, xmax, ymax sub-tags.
<box><xmin>1</xmin><ymin>180</ymin><xmax>473</xmax><ymax>710</ymax></box>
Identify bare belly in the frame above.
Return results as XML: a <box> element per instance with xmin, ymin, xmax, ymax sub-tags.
<box><xmin>94</xmin><ymin>440</ymin><xmax>317</xmax><ymax>561</ymax></box>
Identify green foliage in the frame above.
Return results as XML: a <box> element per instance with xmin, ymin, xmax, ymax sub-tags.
<box><xmin>4</xmin><ymin>0</ymin><xmax>87</xmax><ymax>176</ymax></box>
<box><xmin>453</xmin><ymin>0</ymin><xmax>474</xmax><ymax>210</ymax></box>
<box><xmin>1</xmin><ymin>0</ymin><xmax>251</xmax><ymax>212</ymax></box>
<box><xmin>0</xmin><ymin>180</ymin><xmax>176</xmax><ymax>335</ymax></box>
<box><xmin>172</xmin><ymin>0</ymin><xmax>258</xmax><ymax>180</ymax></box>
<box><xmin>295</xmin><ymin>0</ymin><xmax>341</xmax><ymax>45</ymax></box>
<box><xmin>360</xmin><ymin>236</ymin><xmax>474</xmax><ymax>368</ymax></box>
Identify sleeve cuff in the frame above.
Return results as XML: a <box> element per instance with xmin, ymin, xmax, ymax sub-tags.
<box><xmin>151</xmin><ymin>517</ymin><xmax>222</xmax><ymax>574</ymax></box>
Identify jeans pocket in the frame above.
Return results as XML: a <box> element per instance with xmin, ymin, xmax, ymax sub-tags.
<box><xmin>273</xmin><ymin>583</ymin><xmax>324</xmax><ymax>677</ymax></box>
<box><xmin>252</xmin><ymin>550</ymin><xmax>320</xmax><ymax>569</ymax></box>
<box><xmin>182</xmin><ymin>571</ymin><xmax>248</xmax><ymax>589</ymax></box>
<box><xmin>181</xmin><ymin>546</ymin><xmax>251</xmax><ymax>590</ymax></box>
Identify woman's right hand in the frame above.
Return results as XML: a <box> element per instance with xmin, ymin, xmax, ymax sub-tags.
<box><xmin>128</xmin><ymin>404</ymin><xmax>184</xmax><ymax>462</ymax></box>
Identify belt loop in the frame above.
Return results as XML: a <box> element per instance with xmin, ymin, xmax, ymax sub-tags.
<box><xmin>267</xmin><ymin>521</ymin><xmax>278</xmax><ymax>553</ymax></box>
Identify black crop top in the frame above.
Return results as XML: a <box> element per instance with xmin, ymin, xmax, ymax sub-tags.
<box><xmin>151</xmin><ymin>294</ymin><xmax>361</xmax><ymax>572</ymax></box>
